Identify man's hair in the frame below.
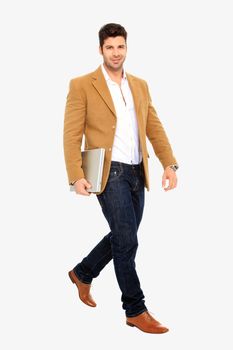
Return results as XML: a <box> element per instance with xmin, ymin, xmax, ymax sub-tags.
<box><xmin>99</xmin><ymin>23</ymin><xmax>127</xmax><ymax>49</ymax></box>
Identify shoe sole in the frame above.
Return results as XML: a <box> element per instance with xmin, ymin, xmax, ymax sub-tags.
<box><xmin>126</xmin><ymin>321</ymin><xmax>169</xmax><ymax>334</ymax></box>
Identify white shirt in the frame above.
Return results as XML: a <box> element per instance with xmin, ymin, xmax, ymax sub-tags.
<box><xmin>101</xmin><ymin>64</ymin><xmax>142</xmax><ymax>165</ymax></box>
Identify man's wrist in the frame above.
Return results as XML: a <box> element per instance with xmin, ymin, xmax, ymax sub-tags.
<box><xmin>71</xmin><ymin>179</ymin><xmax>79</xmax><ymax>185</ymax></box>
<box><xmin>167</xmin><ymin>164</ymin><xmax>179</xmax><ymax>172</ymax></box>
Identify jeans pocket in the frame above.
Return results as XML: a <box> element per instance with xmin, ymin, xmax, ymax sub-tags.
<box><xmin>108</xmin><ymin>166</ymin><xmax>123</xmax><ymax>183</ymax></box>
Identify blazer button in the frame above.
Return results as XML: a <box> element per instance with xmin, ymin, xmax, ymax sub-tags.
<box><xmin>112</xmin><ymin>125</ymin><xmax>115</xmax><ymax>128</ymax></box>
<box><xmin>109</xmin><ymin>148</ymin><xmax>112</xmax><ymax>151</ymax></box>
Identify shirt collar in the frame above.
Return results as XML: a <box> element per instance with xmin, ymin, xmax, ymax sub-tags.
<box><xmin>101</xmin><ymin>63</ymin><xmax>127</xmax><ymax>84</ymax></box>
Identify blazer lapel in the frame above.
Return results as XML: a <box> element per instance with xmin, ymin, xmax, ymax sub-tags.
<box><xmin>91</xmin><ymin>66</ymin><xmax>142</xmax><ymax>124</ymax></box>
<box><xmin>126</xmin><ymin>73</ymin><xmax>142</xmax><ymax>122</ymax></box>
<box><xmin>91</xmin><ymin>66</ymin><xmax>116</xmax><ymax>117</ymax></box>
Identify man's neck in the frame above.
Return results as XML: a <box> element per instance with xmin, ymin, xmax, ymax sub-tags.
<box><xmin>103</xmin><ymin>63</ymin><xmax>123</xmax><ymax>85</ymax></box>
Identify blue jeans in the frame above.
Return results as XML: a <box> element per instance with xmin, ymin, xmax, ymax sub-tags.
<box><xmin>73</xmin><ymin>160</ymin><xmax>148</xmax><ymax>317</ymax></box>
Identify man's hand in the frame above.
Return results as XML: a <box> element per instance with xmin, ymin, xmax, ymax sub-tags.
<box><xmin>74</xmin><ymin>178</ymin><xmax>92</xmax><ymax>196</ymax></box>
<box><xmin>162</xmin><ymin>166</ymin><xmax>178</xmax><ymax>192</ymax></box>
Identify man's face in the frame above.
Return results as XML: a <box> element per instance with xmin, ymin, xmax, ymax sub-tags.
<box><xmin>99</xmin><ymin>36</ymin><xmax>127</xmax><ymax>72</ymax></box>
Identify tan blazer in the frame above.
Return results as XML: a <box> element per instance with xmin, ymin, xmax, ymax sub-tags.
<box><xmin>63</xmin><ymin>65</ymin><xmax>177</xmax><ymax>194</ymax></box>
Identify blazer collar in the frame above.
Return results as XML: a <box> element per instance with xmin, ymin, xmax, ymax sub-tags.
<box><xmin>91</xmin><ymin>65</ymin><xmax>116</xmax><ymax>116</ymax></box>
<box><xmin>91</xmin><ymin>65</ymin><xmax>141</xmax><ymax>119</ymax></box>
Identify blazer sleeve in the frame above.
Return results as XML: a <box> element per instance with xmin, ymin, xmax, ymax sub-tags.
<box><xmin>145</xmin><ymin>82</ymin><xmax>178</xmax><ymax>169</ymax></box>
<box><xmin>63</xmin><ymin>79</ymin><xmax>86</xmax><ymax>185</ymax></box>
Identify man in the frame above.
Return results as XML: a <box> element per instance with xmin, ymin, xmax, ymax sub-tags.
<box><xmin>63</xmin><ymin>23</ymin><xmax>179</xmax><ymax>334</ymax></box>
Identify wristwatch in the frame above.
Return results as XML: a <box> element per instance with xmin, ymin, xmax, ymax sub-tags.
<box><xmin>169</xmin><ymin>164</ymin><xmax>179</xmax><ymax>172</ymax></box>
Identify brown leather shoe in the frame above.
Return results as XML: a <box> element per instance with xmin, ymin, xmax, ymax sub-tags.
<box><xmin>126</xmin><ymin>311</ymin><xmax>169</xmax><ymax>334</ymax></box>
<box><xmin>68</xmin><ymin>270</ymin><xmax>96</xmax><ymax>307</ymax></box>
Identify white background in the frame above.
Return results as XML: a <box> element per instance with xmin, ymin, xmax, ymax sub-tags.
<box><xmin>1</xmin><ymin>0</ymin><xmax>232</xmax><ymax>348</ymax></box>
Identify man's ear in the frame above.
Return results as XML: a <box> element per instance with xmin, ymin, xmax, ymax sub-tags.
<box><xmin>99</xmin><ymin>46</ymin><xmax>103</xmax><ymax>55</ymax></box>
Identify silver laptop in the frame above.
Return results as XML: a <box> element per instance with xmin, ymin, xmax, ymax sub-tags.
<box><xmin>70</xmin><ymin>148</ymin><xmax>105</xmax><ymax>193</ymax></box>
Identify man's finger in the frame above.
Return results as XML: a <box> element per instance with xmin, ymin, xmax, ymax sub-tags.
<box><xmin>75</xmin><ymin>183</ymin><xmax>91</xmax><ymax>196</ymax></box>
<box><xmin>162</xmin><ymin>176</ymin><xmax>167</xmax><ymax>188</ymax></box>
<box><xmin>164</xmin><ymin>179</ymin><xmax>176</xmax><ymax>191</ymax></box>
<box><xmin>77</xmin><ymin>190</ymin><xmax>91</xmax><ymax>196</ymax></box>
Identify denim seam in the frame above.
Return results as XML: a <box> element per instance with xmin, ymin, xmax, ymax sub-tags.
<box><xmin>73</xmin><ymin>269</ymin><xmax>91</xmax><ymax>284</ymax></box>
<box><xmin>74</xmin><ymin>245</ymin><xmax>112</xmax><ymax>282</ymax></box>
<box><xmin>126</xmin><ymin>307</ymin><xmax>148</xmax><ymax>318</ymax></box>
<box><xmin>90</xmin><ymin>246</ymin><xmax>112</xmax><ymax>274</ymax></box>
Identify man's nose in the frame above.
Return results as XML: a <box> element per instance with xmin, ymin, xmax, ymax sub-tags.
<box><xmin>113</xmin><ymin>50</ymin><xmax>120</xmax><ymax>57</ymax></box>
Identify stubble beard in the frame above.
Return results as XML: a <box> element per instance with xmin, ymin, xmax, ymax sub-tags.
<box><xmin>104</xmin><ymin>57</ymin><xmax>125</xmax><ymax>73</ymax></box>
